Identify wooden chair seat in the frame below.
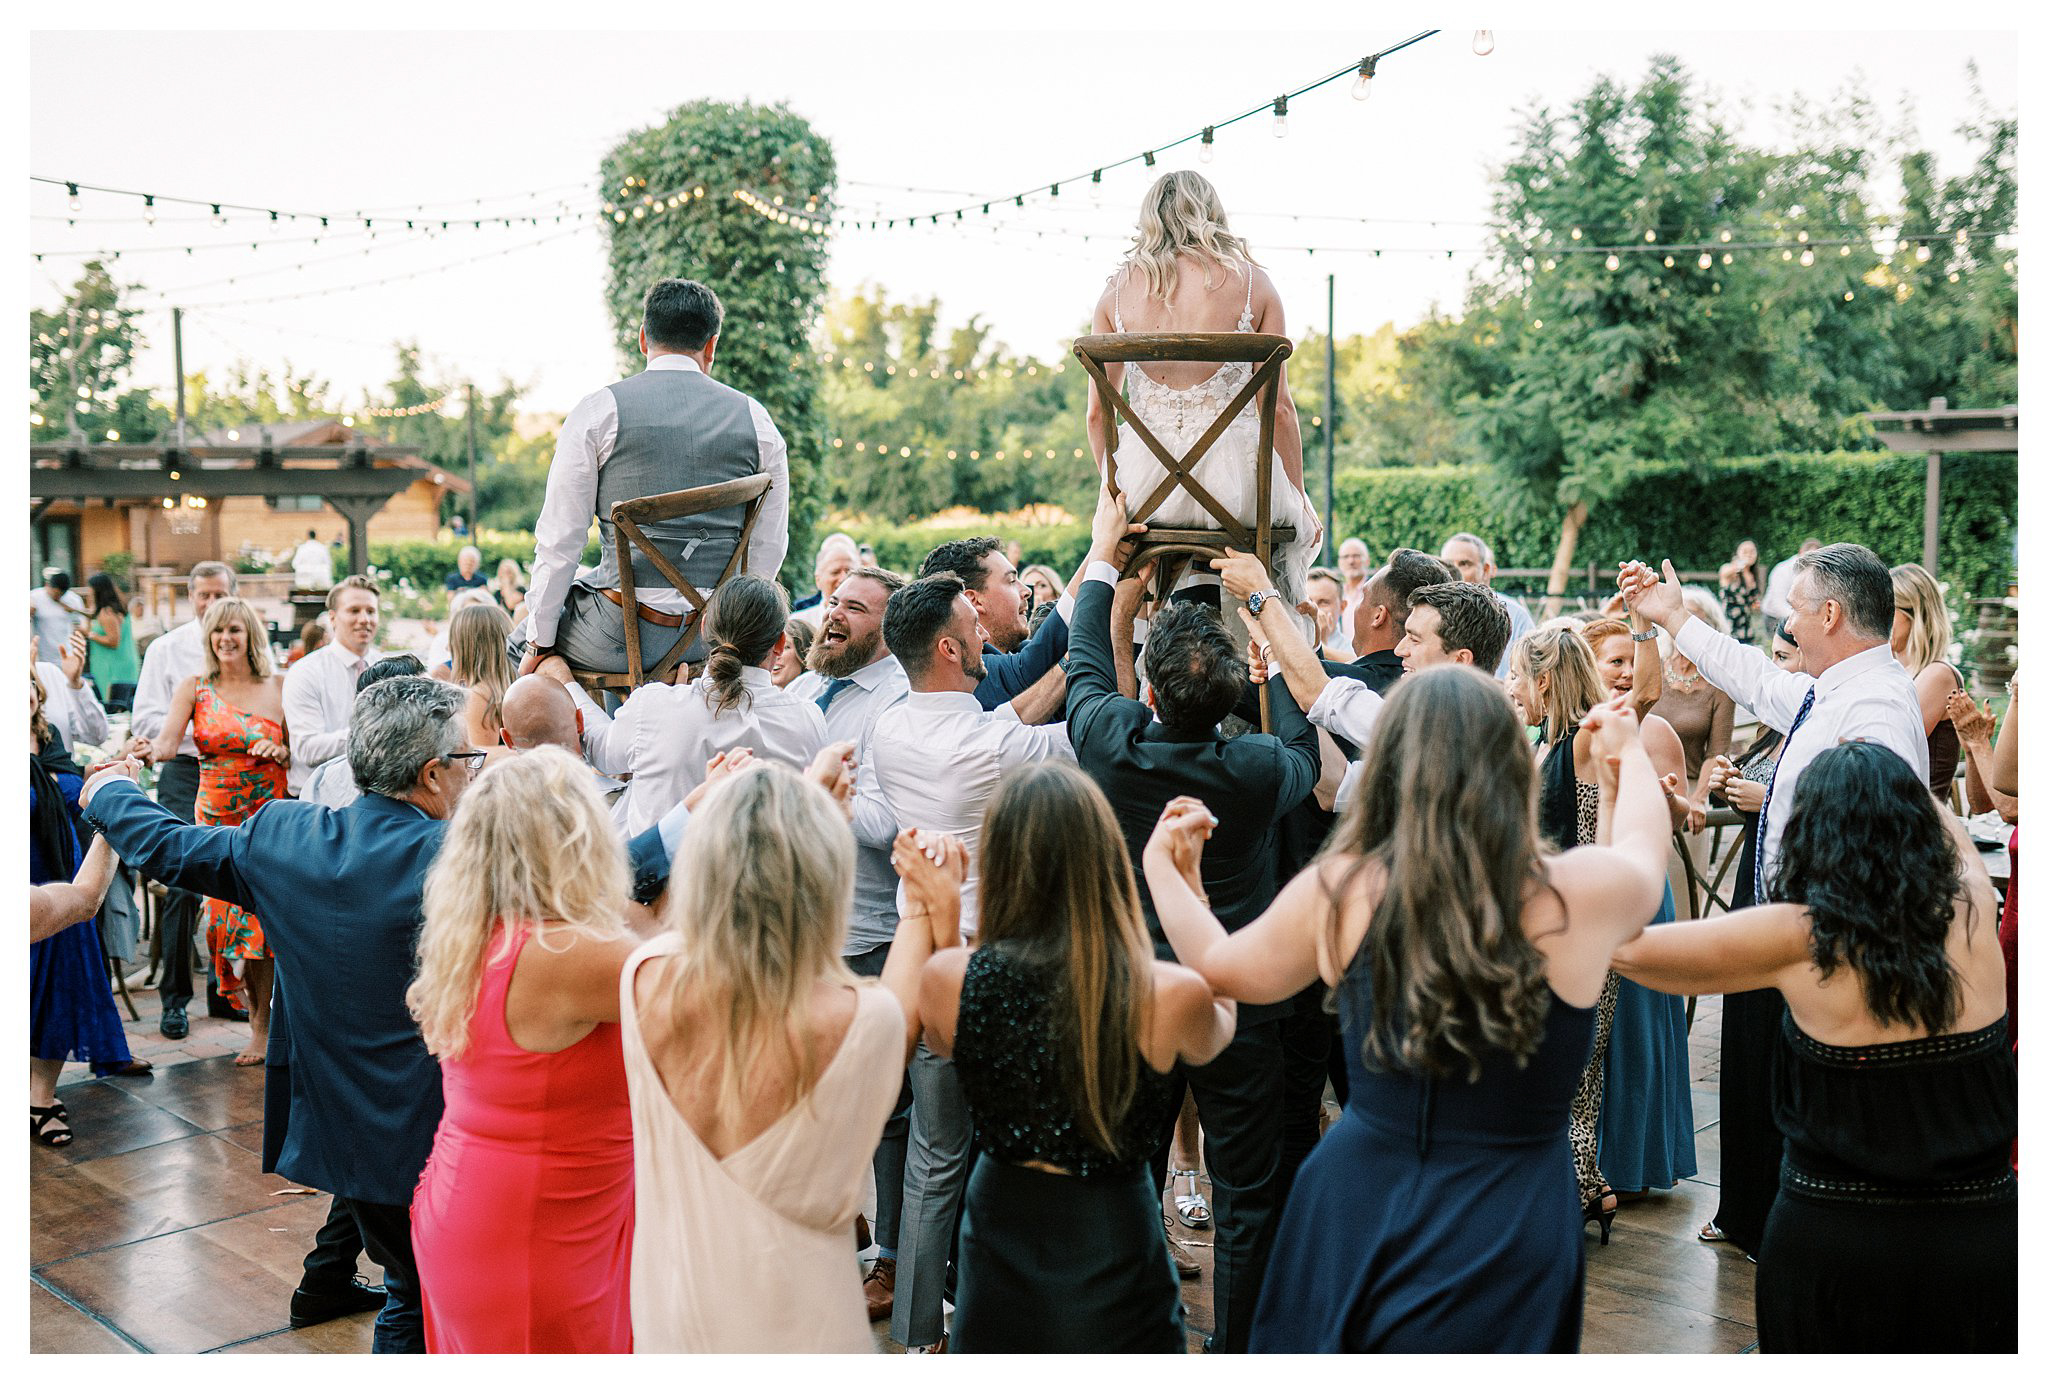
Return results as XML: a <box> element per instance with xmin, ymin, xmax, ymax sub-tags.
<box><xmin>561</xmin><ymin>471</ymin><xmax>776</xmax><ymax>697</ymax></box>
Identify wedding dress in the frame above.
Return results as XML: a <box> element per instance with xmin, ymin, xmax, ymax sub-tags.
<box><xmin>1109</xmin><ymin>264</ymin><xmax>1321</xmax><ymax>609</ymax></box>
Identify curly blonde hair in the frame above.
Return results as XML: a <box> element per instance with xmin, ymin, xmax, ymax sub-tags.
<box><xmin>1122</xmin><ymin>170</ymin><xmax>1258</xmax><ymax>301</ymax></box>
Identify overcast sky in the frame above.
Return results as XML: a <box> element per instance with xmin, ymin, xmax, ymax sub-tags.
<box><xmin>27</xmin><ymin>23</ymin><xmax>2018</xmax><ymax>418</ymax></box>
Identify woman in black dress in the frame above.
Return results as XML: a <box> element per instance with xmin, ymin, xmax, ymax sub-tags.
<box><xmin>1615</xmin><ymin>743</ymin><xmax>2015</xmax><ymax>1351</ymax></box>
<box><xmin>1145</xmin><ymin>668</ymin><xmax>1672</xmax><ymax>1351</ymax></box>
<box><xmin>918</xmin><ymin>762</ymin><xmax>1235</xmax><ymax>1353</ymax></box>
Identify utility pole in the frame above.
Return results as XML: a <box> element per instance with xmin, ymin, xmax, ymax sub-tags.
<box><xmin>465</xmin><ymin>383</ymin><xmax>480</xmax><ymax>534</ymax></box>
<box><xmin>65</xmin><ymin>306</ymin><xmax>84</xmax><ymax>443</ymax></box>
<box><xmin>1323</xmin><ymin>273</ymin><xmax>1336</xmax><ymax>564</ymax></box>
<box><xmin>171</xmin><ymin>307</ymin><xmax>187</xmax><ymax>447</ymax></box>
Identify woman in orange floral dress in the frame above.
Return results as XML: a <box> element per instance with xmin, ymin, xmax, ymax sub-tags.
<box><xmin>151</xmin><ymin>596</ymin><xmax>290</xmax><ymax>1066</ymax></box>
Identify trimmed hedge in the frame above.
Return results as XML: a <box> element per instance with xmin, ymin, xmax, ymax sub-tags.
<box><xmin>1333</xmin><ymin>452</ymin><xmax>2017</xmax><ymax>606</ymax></box>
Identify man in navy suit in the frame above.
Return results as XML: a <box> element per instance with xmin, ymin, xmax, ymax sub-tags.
<box><xmin>81</xmin><ymin>677</ymin><xmax>679</xmax><ymax>1353</ymax></box>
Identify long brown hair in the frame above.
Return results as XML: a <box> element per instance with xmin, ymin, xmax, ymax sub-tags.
<box><xmin>976</xmin><ymin>762</ymin><xmax>1153</xmax><ymax>1155</ymax></box>
<box><xmin>1322</xmin><ymin>665</ymin><xmax>1555</xmax><ymax>1081</ymax></box>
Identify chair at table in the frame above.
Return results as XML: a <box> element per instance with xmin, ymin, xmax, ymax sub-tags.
<box><xmin>1071</xmin><ymin>331</ymin><xmax>1297</xmax><ymax>730</ymax></box>
<box><xmin>561</xmin><ymin>472</ymin><xmax>776</xmax><ymax>700</ymax></box>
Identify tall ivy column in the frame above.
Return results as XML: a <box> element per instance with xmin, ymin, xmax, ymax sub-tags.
<box><xmin>599</xmin><ymin>101</ymin><xmax>834</xmax><ymax>589</ymax></box>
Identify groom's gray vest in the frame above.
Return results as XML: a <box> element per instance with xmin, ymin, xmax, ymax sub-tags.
<box><xmin>575</xmin><ymin>367</ymin><xmax>764</xmax><ymax>603</ymax></box>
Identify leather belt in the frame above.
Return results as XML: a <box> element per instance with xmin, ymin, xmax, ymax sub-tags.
<box><xmin>598</xmin><ymin>587</ymin><xmax>686</xmax><ymax>628</ymax></box>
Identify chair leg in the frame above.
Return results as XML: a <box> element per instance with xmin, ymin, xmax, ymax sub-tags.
<box><xmin>108</xmin><ymin>955</ymin><xmax>139</xmax><ymax>1023</ymax></box>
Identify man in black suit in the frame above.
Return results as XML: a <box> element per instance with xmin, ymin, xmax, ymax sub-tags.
<box><xmin>82</xmin><ymin>678</ymin><xmax>681</xmax><ymax>1353</ymax></box>
<box><xmin>1064</xmin><ymin>488</ymin><xmax>1320</xmax><ymax>1355</ymax></box>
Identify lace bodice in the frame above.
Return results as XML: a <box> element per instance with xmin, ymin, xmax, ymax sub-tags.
<box><xmin>1113</xmin><ymin>267</ymin><xmax>1258</xmax><ymax>440</ymax></box>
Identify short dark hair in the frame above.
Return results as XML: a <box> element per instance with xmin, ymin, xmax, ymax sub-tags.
<box><xmin>917</xmin><ymin>537</ymin><xmax>1002</xmax><ymax>594</ymax></box>
<box><xmin>44</xmin><ymin>569</ymin><xmax>71</xmax><ymax>593</ymax></box>
<box><xmin>1144</xmin><ymin>601</ymin><xmax>1247</xmax><ymax>733</ymax></box>
<box><xmin>642</xmin><ymin>278</ymin><xmax>723</xmax><ymax>353</ymax></box>
<box><xmin>1409</xmin><ymin>581</ymin><xmax>1512</xmax><ymax>672</ymax></box>
<box><xmin>883</xmin><ymin>575</ymin><xmax>968</xmax><ymax>682</ymax></box>
<box><xmin>1376</xmin><ymin>548</ymin><xmax>1457</xmax><ymax>625</ymax></box>
<box><xmin>1795</xmin><ymin>542</ymin><xmax>1895</xmax><ymax>641</ymax></box>
<box><xmin>358</xmin><ymin>653</ymin><xmax>425</xmax><ymax>694</ymax></box>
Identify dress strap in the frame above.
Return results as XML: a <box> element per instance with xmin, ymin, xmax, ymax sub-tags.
<box><xmin>1239</xmin><ymin>262</ymin><xmax>1254</xmax><ymax>330</ymax></box>
<box><xmin>1112</xmin><ymin>272</ymin><xmax>1125</xmax><ymax>333</ymax></box>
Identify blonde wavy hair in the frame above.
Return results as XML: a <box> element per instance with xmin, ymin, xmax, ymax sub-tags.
<box><xmin>659</xmin><ymin>766</ymin><xmax>856</xmax><ymax>1132</ymax></box>
<box><xmin>408</xmin><ymin>745</ymin><xmax>632</xmax><ymax>1060</ymax></box>
<box><xmin>1890</xmin><ymin>562</ymin><xmax>1952</xmax><ymax>675</ymax></box>
<box><xmin>199</xmin><ymin>597</ymin><xmax>275</xmax><ymax>680</ymax></box>
<box><xmin>1122</xmin><ymin>170</ymin><xmax>1258</xmax><ymax>301</ymax></box>
<box><xmin>1511</xmin><ymin>623</ymin><xmax>1607</xmax><ymax>746</ymax></box>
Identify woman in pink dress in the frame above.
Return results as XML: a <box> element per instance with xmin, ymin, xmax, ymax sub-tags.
<box><xmin>405</xmin><ymin>746</ymin><xmax>642</xmax><ymax>1352</ymax></box>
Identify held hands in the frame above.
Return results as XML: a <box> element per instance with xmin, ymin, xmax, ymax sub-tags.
<box><xmin>1616</xmin><ymin>559</ymin><xmax>1686</xmax><ymax>629</ymax></box>
<box><xmin>1209</xmin><ymin>549</ymin><xmax>1273</xmax><ymax>604</ymax></box>
<box><xmin>804</xmin><ymin>740</ymin><xmax>859</xmax><ymax>818</ymax></box>
<box><xmin>1947</xmin><ymin>689</ymin><xmax>1997</xmax><ymax>747</ymax></box>
<box><xmin>1145</xmin><ymin>796</ymin><xmax>1218</xmax><ymax>896</ymax></box>
<box><xmin>1580</xmin><ymin>691</ymin><xmax>1644</xmax><ymax>762</ymax></box>
<box><xmin>78</xmin><ymin>757</ymin><xmax>143</xmax><ymax>810</ymax></box>
<box><xmin>120</xmin><ymin>735</ymin><xmax>157</xmax><ymax>765</ymax></box>
<box><xmin>891</xmin><ymin>828</ymin><xmax>967</xmax><ymax>940</ymax></box>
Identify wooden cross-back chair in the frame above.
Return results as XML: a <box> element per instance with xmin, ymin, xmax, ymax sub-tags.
<box><xmin>567</xmin><ymin>471</ymin><xmax>776</xmax><ymax>698</ymax></box>
<box><xmin>1072</xmin><ymin>331</ymin><xmax>1296</xmax><ymax>730</ymax></box>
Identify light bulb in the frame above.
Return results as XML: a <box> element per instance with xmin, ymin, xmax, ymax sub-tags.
<box><xmin>1796</xmin><ymin>230</ymin><xmax>1809</xmax><ymax>244</ymax></box>
<box><xmin>1698</xmin><ymin>252</ymin><xmax>1714</xmax><ymax>269</ymax></box>
<box><xmin>1472</xmin><ymin>30</ymin><xmax>1495</xmax><ymax>56</ymax></box>
<box><xmin>1570</xmin><ymin>227</ymin><xmax>1582</xmax><ymax>240</ymax></box>
<box><xmin>1799</xmin><ymin>248</ymin><xmax>1815</xmax><ymax>267</ymax></box>
<box><xmin>1720</xmin><ymin>229</ymin><xmax>1733</xmax><ymax>243</ymax></box>
<box><xmin>1199</xmin><ymin>127</ymin><xmax>1215</xmax><ymax>163</ymax></box>
<box><xmin>1840</xmin><ymin>244</ymin><xmax>1852</xmax><ymax>257</ymax></box>
<box><xmin>1645</xmin><ymin>229</ymin><xmax>1657</xmax><ymax>243</ymax></box>
<box><xmin>1605</xmin><ymin>254</ymin><xmax>1621</xmax><ymax>271</ymax></box>
<box><xmin>1663</xmin><ymin>255</ymin><xmax>1675</xmax><ymax>268</ymax></box>
<box><xmin>66</xmin><ymin>183</ymin><xmax>80</xmax><ymax>211</ymax></box>
<box><xmin>1352</xmin><ymin>57</ymin><xmax>1377</xmax><ymax>100</ymax></box>
<box><xmin>1271</xmin><ymin>95</ymin><xmax>1289</xmax><ymax>138</ymax></box>
<box><xmin>143</xmin><ymin>196</ymin><xmax>155</xmax><ymax>224</ymax></box>
<box><xmin>1844</xmin><ymin>291</ymin><xmax>1855</xmax><ymax>301</ymax></box>
<box><xmin>1722</xmin><ymin>252</ymin><xmax>1733</xmax><ymax>265</ymax></box>
<box><xmin>1916</xmin><ymin>243</ymin><xmax>1932</xmax><ymax>262</ymax></box>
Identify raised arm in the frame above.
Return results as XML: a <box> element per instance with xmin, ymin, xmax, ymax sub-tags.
<box><xmin>1543</xmin><ymin>698</ymin><xmax>1671</xmax><ymax>957</ymax></box>
<box><xmin>79</xmin><ymin>769</ymin><xmax>255</xmax><ymax>911</ymax></box>
<box><xmin>1212</xmin><ymin>549</ymin><xmax>1331</xmax><ymax>710</ymax></box>
<box><xmin>1622</xmin><ymin>559</ymin><xmax>1813</xmax><ymax>730</ymax></box>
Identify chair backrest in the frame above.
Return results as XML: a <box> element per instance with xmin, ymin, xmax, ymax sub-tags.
<box><xmin>608</xmin><ymin>471</ymin><xmax>776</xmax><ymax>688</ymax></box>
<box><xmin>1072</xmin><ymin>332</ymin><xmax>1293</xmax><ymax>551</ymax></box>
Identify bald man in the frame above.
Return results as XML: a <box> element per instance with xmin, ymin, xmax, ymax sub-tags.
<box><xmin>500</xmin><ymin>671</ymin><xmax>631</xmax><ymax>823</ymax></box>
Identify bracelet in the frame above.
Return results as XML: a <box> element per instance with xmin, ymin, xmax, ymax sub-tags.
<box><xmin>1631</xmin><ymin>629</ymin><xmax>1658</xmax><ymax>643</ymax></box>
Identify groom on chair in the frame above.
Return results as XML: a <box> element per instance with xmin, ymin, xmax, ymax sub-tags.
<box><xmin>517</xmin><ymin>277</ymin><xmax>790</xmax><ymax>677</ymax></box>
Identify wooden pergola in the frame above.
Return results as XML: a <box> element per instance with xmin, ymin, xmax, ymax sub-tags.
<box><xmin>1861</xmin><ymin>397</ymin><xmax>2019</xmax><ymax>578</ymax></box>
<box><xmin>29</xmin><ymin>438</ymin><xmax>436</xmax><ymax>577</ymax></box>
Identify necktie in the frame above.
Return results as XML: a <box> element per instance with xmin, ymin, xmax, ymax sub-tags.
<box><xmin>817</xmin><ymin>678</ymin><xmax>855</xmax><ymax>713</ymax></box>
<box><xmin>351</xmin><ymin>657</ymin><xmax>367</xmax><ymax>681</ymax></box>
<box><xmin>1752</xmin><ymin>685</ymin><xmax>1817</xmax><ymax>902</ymax></box>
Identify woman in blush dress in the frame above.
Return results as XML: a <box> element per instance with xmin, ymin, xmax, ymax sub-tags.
<box><xmin>1615</xmin><ymin>743</ymin><xmax>2015</xmax><ymax>1352</ymax></box>
<box><xmin>149</xmin><ymin>596</ymin><xmax>289</xmax><ymax>1066</ymax></box>
<box><xmin>1086</xmin><ymin>171</ymin><xmax>1321</xmax><ymax>620</ymax></box>
<box><xmin>1143</xmin><ymin>667</ymin><xmax>1672</xmax><ymax>1351</ymax></box>
<box><xmin>620</xmin><ymin>764</ymin><xmax>962</xmax><ymax>1352</ymax></box>
<box><xmin>407</xmin><ymin>747</ymin><xmax>641</xmax><ymax>1352</ymax></box>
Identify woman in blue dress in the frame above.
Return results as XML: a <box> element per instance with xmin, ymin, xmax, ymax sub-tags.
<box><xmin>1143</xmin><ymin>667</ymin><xmax>1674</xmax><ymax>1351</ymax></box>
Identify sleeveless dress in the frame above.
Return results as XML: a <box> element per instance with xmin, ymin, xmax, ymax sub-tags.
<box><xmin>619</xmin><ymin>934</ymin><xmax>907</xmax><ymax>1352</ymax></box>
<box><xmin>193</xmin><ymin>683</ymin><xmax>288</xmax><ymax>1005</ymax></box>
<box><xmin>1756</xmin><ymin>1013</ymin><xmax>2016</xmax><ymax>1351</ymax></box>
<box><xmin>1923</xmin><ymin>660</ymin><xmax>1962</xmax><ymax>796</ymax></box>
<box><xmin>1596</xmin><ymin>880</ymin><xmax>1697</xmax><ymax>1191</ymax></box>
<box><xmin>411</xmin><ymin>922</ymin><xmax>635</xmax><ymax>1352</ymax></box>
<box><xmin>1110</xmin><ymin>266</ymin><xmax>1320</xmax><ymax>608</ymax></box>
<box><xmin>1251</xmin><ymin>955</ymin><xmax>1598</xmax><ymax>1351</ymax></box>
<box><xmin>949</xmin><ymin>944</ymin><xmax>1184</xmax><ymax>1353</ymax></box>
<box><xmin>87</xmin><ymin>611</ymin><xmax>138</xmax><ymax>695</ymax></box>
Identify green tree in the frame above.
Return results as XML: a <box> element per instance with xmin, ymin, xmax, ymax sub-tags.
<box><xmin>599</xmin><ymin>101</ymin><xmax>835</xmax><ymax>584</ymax></box>
<box><xmin>181</xmin><ymin>361</ymin><xmax>334</xmax><ymax>433</ymax></box>
<box><xmin>30</xmin><ymin>261</ymin><xmax>158</xmax><ymax>445</ymax></box>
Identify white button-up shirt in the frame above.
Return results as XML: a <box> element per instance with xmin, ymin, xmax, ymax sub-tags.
<box><xmin>817</xmin><ymin>654</ymin><xmax>912</xmax><ymax>955</ymax></box>
<box><xmin>868</xmin><ymin>690</ymin><xmax>1075</xmax><ymax>938</ymax></box>
<box><xmin>524</xmin><ymin>354</ymin><xmax>790</xmax><ymax>649</ymax></box>
<box><xmin>36</xmin><ymin>662</ymin><xmax>109</xmax><ymax>753</ymax></box>
<box><xmin>1676</xmin><ymin>621</ymin><xmax>1928</xmax><ymax>880</ymax></box>
<box><xmin>573</xmin><ymin>665</ymin><xmax>826</xmax><ymax>837</ymax></box>
<box><xmin>1306</xmin><ymin>677</ymin><xmax>1388</xmax><ymax>813</ymax></box>
<box><xmin>282</xmin><ymin>640</ymin><xmax>381</xmax><ymax>797</ymax></box>
<box><xmin>130</xmin><ymin>619</ymin><xmax>207</xmax><ymax>759</ymax></box>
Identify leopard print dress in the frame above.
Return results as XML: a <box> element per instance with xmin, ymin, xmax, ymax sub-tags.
<box><xmin>1564</xmin><ymin>778</ymin><xmax>1621</xmax><ymax>1209</ymax></box>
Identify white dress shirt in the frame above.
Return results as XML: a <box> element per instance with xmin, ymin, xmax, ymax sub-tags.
<box><xmin>301</xmin><ymin>755</ymin><xmax>361</xmax><ymax>810</ymax></box>
<box><xmin>282</xmin><ymin>640</ymin><xmax>381</xmax><ymax>797</ymax></box>
<box><xmin>31</xmin><ymin>588</ymin><xmax>87</xmax><ymax>664</ymax></box>
<box><xmin>1760</xmin><ymin>555</ymin><xmax>1803</xmax><ymax>622</ymax></box>
<box><xmin>293</xmin><ymin>539</ymin><xmax>335</xmax><ymax>590</ymax></box>
<box><xmin>572</xmin><ymin>664</ymin><xmax>826</xmax><ymax>836</ymax></box>
<box><xmin>130</xmin><ymin>619</ymin><xmax>208</xmax><ymax>759</ymax></box>
<box><xmin>36</xmin><ymin>662</ymin><xmax>109</xmax><ymax>753</ymax></box>
<box><xmin>524</xmin><ymin>354</ymin><xmax>791</xmax><ymax>649</ymax></box>
<box><xmin>815</xmin><ymin>654</ymin><xmax>911</xmax><ymax>955</ymax></box>
<box><xmin>1305</xmin><ymin>677</ymin><xmax>1388</xmax><ymax>813</ymax></box>
<box><xmin>1675</xmin><ymin>621</ymin><xmax>1928</xmax><ymax>881</ymax></box>
<box><xmin>867</xmin><ymin>690</ymin><xmax>1075</xmax><ymax>938</ymax></box>
<box><xmin>784</xmin><ymin>669</ymin><xmax>827</xmax><ymax>705</ymax></box>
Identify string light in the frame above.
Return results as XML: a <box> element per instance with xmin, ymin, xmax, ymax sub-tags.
<box><xmin>1351</xmin><ymin>56</ymin><xmax>1377</xmax><ymax>100</ymax></box>
<box><xmin>1199</xmin><ymin>127</ymin><xmax>1215</xmax><ymax>163</ymax></box>
<box><xmin>66</xmin><ymin>182</ymin><xmax>80</xmax><ymax>211</ymax></box>
<box><xmin>1271</xmin><ymin>94</ymin><xmax>1289</xmax><ymax>139</ymax></box>
<box><xmin>1604</xmin><ymin>254</ymin><xmax>1621</xmax><ymax>271</ymax></box>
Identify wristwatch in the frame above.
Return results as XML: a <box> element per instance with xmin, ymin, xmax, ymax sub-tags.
<box><xmin>1246</xmin><ymin>589</ymin><xmax>1282</xmax><ymax>616</ymax></box>
<box><xmin>1631</xmin><ymin>629</ymin><xmax>1658</xmax><ymax>642</ymax></box>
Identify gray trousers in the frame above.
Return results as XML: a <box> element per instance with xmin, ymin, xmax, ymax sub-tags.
<box><xmin>892</xmin><ymin>1038</ymin><xmax>971</xmax><ymax>1346</ymax></box>
<box><xmin>549</xmin><ymin>585</ymin><xmax>696</xmax><ymax>675</ymax></box>
<box><xmin>846</xmin><ymin>942</ymin><xmax>911</xmax><ymax>1254</ymax></box>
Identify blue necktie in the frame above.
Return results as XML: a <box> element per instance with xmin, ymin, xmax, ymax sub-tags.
<box><xmin>817</xmin><ymin>678</ymin><xmax>855</xmax><ymax>713</ymax></box>
<box><xmin>1752</xmin><ymin>685</ymin><xmax>1817</xmax><ymax>902</ymax></box>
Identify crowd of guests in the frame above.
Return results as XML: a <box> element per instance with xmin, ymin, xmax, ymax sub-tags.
<box><xmin>28</xmin><ymin>495</ymin><xmax>2018</xmax><ymax>1355</ymax></box>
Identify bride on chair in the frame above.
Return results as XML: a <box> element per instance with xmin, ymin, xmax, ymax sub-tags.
<box><xmin>1086</xmin><ymin>170</ymin><xmax>1322</xmax><ymax>617</ymax></box>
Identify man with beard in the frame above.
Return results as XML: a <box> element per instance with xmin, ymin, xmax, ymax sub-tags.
<box><xmin>802</xmin><ymin>563</ymin><xmax>916</xmax><ymax>1320</ymax></box>
<box><xmin>916</xmin><ymin>538</ymin><xmax>1081</xmax><ymax>722</ymax></box>
<box><xmin>865</xmin><ymin>574</ymin><xmax>1075</xmax><ymax>1353</ymax></box>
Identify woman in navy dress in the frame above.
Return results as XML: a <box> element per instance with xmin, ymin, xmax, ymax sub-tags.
<box><xmin>1615</xmin><ymin>743</ymin><xmax>2015</xmax><ymax>1350</ymax></box>
<box><xmin>1144</xmin><ymin>667</ymin><xmax>1674</xmax><ymax>1351</ymax></box>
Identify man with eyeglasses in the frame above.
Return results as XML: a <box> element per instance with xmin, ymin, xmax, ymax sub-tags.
<box><xmin>79</xmin><ymin>676</ymin><xmax>684</xmax><ymax>1352</ymax></box>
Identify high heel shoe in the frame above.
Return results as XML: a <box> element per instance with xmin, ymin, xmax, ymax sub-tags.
<box><xmin>1581</xmin><ymin>1184</ymin><xmax>1618</xmax><ymax>1245</ymax></box>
